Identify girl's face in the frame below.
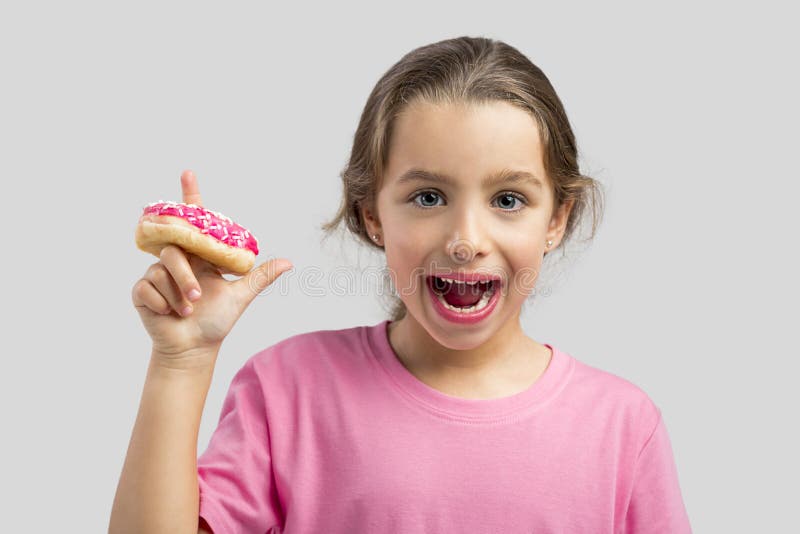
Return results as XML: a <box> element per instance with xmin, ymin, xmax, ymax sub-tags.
<box><xmin>364</xmin><ymin>99</ymin><xmax>572</xmax><ymax>350</ymax></box>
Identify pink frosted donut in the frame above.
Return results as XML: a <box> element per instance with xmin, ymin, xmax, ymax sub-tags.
<box><xmin>135</xmin><ymin>200</ymin><xmax>259</xmax><ymax>275</ymax></box>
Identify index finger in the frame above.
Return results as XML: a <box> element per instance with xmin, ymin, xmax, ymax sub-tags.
<box><xmin>180</xmin><ymin>169</ymin><xmax>203</xmax><ymax>206</ymax></box>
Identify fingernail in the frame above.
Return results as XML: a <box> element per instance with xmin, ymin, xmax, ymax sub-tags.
<box><xmin>188</xmin><ymin>289</ymin><xmax>201</xmax><ymax>301</ymax></box>
<box><xmin>181</xmin><ymin>305</ymin><xmax>193</xmax><ymax>316</ymax></box>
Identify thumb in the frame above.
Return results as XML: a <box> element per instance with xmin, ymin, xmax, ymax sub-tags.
<box><xmin>236</xmin><ymin>258</ymin><xmax>293</xmax><ymax>307</ymax></box>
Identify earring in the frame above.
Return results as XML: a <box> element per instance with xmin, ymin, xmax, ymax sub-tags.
<box><xmin>546</xmin><ymin>239</ymin><xmax>553</xmax><ymax>248</ymax></box>
<box><xmin>372</xmin><ymin>234</ymin><xmax>381</xmax><ymax>244</ymax></box>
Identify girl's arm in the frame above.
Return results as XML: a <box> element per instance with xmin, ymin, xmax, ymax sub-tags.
<box><xmin>109</xmin><ymin>348</ymin><xmax>218</xmax><ymax>534</ymax></box>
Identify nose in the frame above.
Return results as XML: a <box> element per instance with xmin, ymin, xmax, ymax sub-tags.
<box><xmin>446</xmin><ymin>205</ymin><xmax>491</xmax><ymax>265</ymax></box>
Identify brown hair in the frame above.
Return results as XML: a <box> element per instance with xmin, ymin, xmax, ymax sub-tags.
<box><xmin>320</xmin><ymin>35</ymin><xmax>605</xmax><ymax>321</ymax></box>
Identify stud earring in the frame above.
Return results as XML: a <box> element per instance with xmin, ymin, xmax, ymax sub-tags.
<box><xmin>546</xmin><ymin>239</ymin><xmax>553</xmax><ymax>248</ymax></box>
<box><xmin>372</xmin><ymin>234</ymin><xmax>381</xmax><ymax>243</ymax></box>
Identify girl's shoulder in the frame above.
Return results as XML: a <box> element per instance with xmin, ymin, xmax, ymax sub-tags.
<box><xmin>568</xmin><ymin>352</ymin><xmax>652</xmax><ymax>397</ymax></box>
<box><xmin>241</xmin><ymin>322</ymin><xmax>373</xmax><ymax>381</ymax></box>
<box><xmin>255</xmin><ymin>322</ymin><xmax>366</xmax><ymax>358</ymax></box>
<box><xmin>560</xmin><ymin>348</ymin><xmax>663</xmax><ymax>428</ymax></box>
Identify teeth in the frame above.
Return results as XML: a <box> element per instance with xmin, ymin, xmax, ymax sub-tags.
<box><xmin>436</xmin><ymin>276</ymin><xmax>492</xmax><ymax>286</ymax></box>
<box><xmin>435</xmin><ymin>285</ymin><xmax>495</xmax><ymax>314</ymax></box>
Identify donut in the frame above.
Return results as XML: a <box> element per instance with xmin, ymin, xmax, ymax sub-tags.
<box><xmin>135</xmin><ymin>200</ymin><xmax>259</xmax><ymax>275</ymax></box>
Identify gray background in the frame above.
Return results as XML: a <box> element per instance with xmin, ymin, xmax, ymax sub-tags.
<box><xmin>1</xmin><ymin>1</ymin><xmax>797</xmax><ymax>531</ymax></box>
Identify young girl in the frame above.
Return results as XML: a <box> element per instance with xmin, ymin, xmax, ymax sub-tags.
<box><xmin>111</xmin><ymin>36</ymin><xmax>691</xmax><ymax>533</ymax></box>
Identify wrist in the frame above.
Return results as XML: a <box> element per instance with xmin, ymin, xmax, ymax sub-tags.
<box><xmin>149</xmin><ymin>345</ymin><xmax>221</xmax><ymax>373</ymax></box>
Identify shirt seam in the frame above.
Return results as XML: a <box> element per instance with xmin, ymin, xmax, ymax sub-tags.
<box><xmin>635</xmin><ymin>405</ymin><xmax>663</xmax><ymax>462</ymax></box>
<box><xmin>360</xmin><ymin>323</ymin><xmax>574</xmax><ymax>426</ymax></box>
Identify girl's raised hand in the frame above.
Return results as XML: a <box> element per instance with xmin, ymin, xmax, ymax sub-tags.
<box><xmin>131</xmin><ymin>170</ymin><xmax>293</xmax><ymax>367</ymax></box>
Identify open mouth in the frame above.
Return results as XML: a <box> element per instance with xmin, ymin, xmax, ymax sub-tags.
<box><xmin>427</xmin><ymin>275</ymin><xmax>499</xmax><ymax>314</ymax></box>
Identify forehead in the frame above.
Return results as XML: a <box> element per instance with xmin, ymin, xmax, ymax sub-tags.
<box><xmin>386</xmin><ymin>99</ymin><xmax>547</xmax><ymax>186</ymax></box>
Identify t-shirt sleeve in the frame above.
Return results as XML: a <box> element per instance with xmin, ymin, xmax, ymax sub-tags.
<box><xmin>623</xmin><ymin>408</ymin><xmax>692</xmax><ymax>533</ymax></box>
<box><xmin>196</xmin><ymin>358</ymin><xmax>283</xmax><ymax>533</ymax></box>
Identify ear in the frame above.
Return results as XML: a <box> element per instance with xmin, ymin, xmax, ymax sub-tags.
<box><xmin>545</xmin><ymin>198</ymin><xmax>575</xmax><ymax>250</ymax></box>
<box><xmin>360</xmin><ymin>200</ymin><xmax>382</xmax><ymax>237</ymax></box>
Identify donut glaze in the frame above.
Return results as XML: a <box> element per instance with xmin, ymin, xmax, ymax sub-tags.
<box><xmin>135</xmin><ymin>200</ymin><xmax>260</xmax><ymax>275</ymax></box>
<box><xmin>141</xmin><ymin>200</ymin><xmax>259</xmax><ymax>255</ymax></box>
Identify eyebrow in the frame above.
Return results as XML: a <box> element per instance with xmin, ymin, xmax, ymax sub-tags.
<box><xmin>396</xmin><ymin>167</ymin><xmax>545</xmax><ymax>189</ymax></box>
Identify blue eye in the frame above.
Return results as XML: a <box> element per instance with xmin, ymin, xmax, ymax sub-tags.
<box><xmin>495</xmin><ymin>193</ymin><xmax>526</xmax><ymax>211</ymax></box>
<box><xmin>409</xmin><ymin>190</ymin><xmax>528</xmax><ymax>213</ymax></box>
<box><xmin>412</xmin><ymin>191</ymin><xmax>445</xmax><ymax>208</ymax></box>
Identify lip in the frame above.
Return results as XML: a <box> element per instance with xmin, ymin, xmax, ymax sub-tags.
<box><xmin>426</xmin><ymin>275</ymin><xmax>501</xmax><ymax>325</ymax></box>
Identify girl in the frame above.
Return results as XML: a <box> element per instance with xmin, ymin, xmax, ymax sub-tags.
<box><xmin>111</xmin><ymin>36</ymin><xmax>692</xmax><ymax>533</ymax></box>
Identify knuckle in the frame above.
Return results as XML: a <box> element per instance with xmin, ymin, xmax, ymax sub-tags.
<box><xmin>159</xmin><ymin>245</ymin><xmax>174</xmax><ymax>261</ymax></box>
<box><xmin>131</xmin><ymin>281</ymin><xmax>145</xmax><ymax>302</ymax></box>
<box><xmin>151</xmin><ymin>265</ymin><xmax>170</xmax><ymax>284</ymax></box>
<box><xmin>132</xmin><ymin>278</ymin><xmax>148</xmax><ymax>296</ymax></box>
<box><xmin>145</xmin><ymin>262</ymin><xmax>162</xmax><ymax>278</ymax></box>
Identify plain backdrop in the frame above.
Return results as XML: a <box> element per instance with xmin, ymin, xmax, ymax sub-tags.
<box><xmin>1</xmin><ymin>1</ymin><xmax>797</xmax><ymax>532</ymax></box>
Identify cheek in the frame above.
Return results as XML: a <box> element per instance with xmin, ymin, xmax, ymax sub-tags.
<box><xmin>383</xmin><ymin>215</ymin><xmax>430</xmax><ymax>263</ymax></box>
<box><xmin>502</xmin><ymin>237</ymin><xmax>545</xmax><ymax>298</ymax></box>
<box><xmin>507</xmin><ymin>254</ymin><xmax>545</xmax><ymax>299</ymax></box>
<box><xmin>386</xmin><ymin>228</ymin><xmax>460</xmax><ymax>305</ymax></box>
<box><xmin>384</xmin><ymin>240</ymin><xmax>424</xmax><ymax>297</ymax></box>
<box><xmin>384</xmin><ymin>211</ymin><xmax>429</xmax><ymax>244</ymax></box>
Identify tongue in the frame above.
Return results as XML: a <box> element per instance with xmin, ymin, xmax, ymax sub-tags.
<box><xmin>441</xmin><ymin>280</ymin><xmax>485</xmax><ymax>307</ymax></box>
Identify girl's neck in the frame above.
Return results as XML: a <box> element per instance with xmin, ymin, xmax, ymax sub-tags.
<box><xmin>386</xmin><ymin>314</ymin><xmax>552</xmax><ymax>400</ymax></box>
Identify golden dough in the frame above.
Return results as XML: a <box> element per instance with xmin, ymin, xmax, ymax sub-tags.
<box><xmin>135</xmin><ymin>214</ymin><xmax>256</xmax><ymax>275</ymax></box>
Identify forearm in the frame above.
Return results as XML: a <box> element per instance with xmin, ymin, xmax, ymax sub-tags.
<box><xmin>109</xmin><ymin>349</ymin><xmax>218</xmax><ymax>534</ymax></box>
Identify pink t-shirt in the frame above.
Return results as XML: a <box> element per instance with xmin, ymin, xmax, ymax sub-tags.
<box><xmin>197</xmin><ymin>320</ymin><xmax>691</xmax><ymax>533</ymax></box>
